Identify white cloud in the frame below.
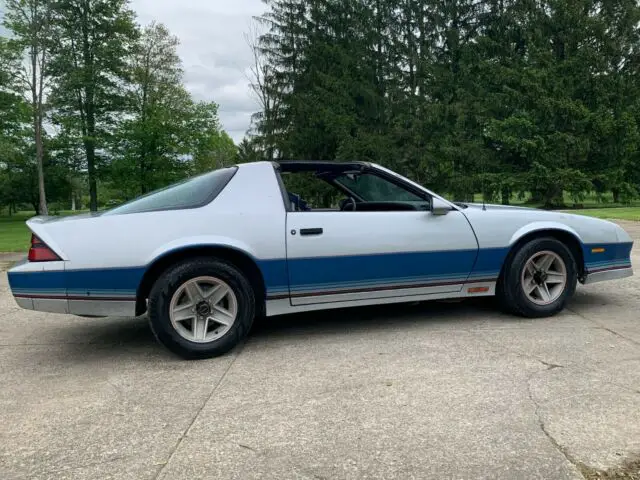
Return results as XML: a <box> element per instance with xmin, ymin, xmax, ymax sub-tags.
<box><xmin>132</xmin><ymin>0</ymin><xmax>266</xmax><ymax>143</ymax></box>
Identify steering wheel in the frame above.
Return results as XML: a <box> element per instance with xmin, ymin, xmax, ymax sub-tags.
<box><xmin>341</xmin><ymin>197</ymin><xmax>357</xmax><ymax>211</ymax></box>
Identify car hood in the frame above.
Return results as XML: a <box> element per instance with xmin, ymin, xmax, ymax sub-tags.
<box><xmin>458</xmin><ymin>202</ymin><xmax>540</xmax><ymax>212</ymax></box>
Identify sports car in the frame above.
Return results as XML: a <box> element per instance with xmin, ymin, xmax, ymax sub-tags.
<box><xmin>7</xmin><ymin>161</ymin><xmax>634</xmax><ymax>359</ymax></box>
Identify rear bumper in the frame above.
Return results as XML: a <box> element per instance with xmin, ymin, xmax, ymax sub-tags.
<box><xmin>8</xmin><ymin>261</ymin><xmax>137</xmax><ymax>317</ymax></box>
<box><xmin>12</xmin><ymin>295</ymin><xmax>136</xmax><ymax>317</ymax></box>
<box><xmin>583</xmin><ymin>267</ymin><xmax>633</xmax><ymax>285</ymax></box>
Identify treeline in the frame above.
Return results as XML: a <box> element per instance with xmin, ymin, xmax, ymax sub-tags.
<box><xmin>248</xmin><ymin>0</ymin><xmax>640</xmax><ymax>206</ymax></box>
<box><xmin>0</xmin><ymin>0</ymin><xmax>236</xmax><ymax>215</ymax></box>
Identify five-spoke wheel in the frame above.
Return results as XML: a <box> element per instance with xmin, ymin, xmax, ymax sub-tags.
<box><xmin>520</xmin><ymin>251</ymin><xmax>568</xmax><ymax>306</ymax></box>
<box><xmin>169</xmin><ymin>276</ymin><xmax>238</xmax><ymax>343</ymax></box>
<box><xmin>498</xmin><ymin>237</ymin><xmax>577</xmax><ymax>318</ymax></box>
<box><xmin>148</xmin><ymin>258</ymin><xmax>255</xmax><ymax>359</ymax></box>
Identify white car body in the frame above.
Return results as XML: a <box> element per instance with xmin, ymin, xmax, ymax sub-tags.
<box><xmin>7</xmin><ymin>161</ymin><xmax>634</xmax><ymax>319</ymax></box>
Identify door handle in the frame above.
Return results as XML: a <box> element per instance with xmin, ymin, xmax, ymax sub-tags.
<box><xmin>300</xmin><ymin>228</ymin><xmax>323</xmax><ymax>236</ymax></box>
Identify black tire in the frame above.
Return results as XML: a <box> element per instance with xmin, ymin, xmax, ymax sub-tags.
<box><xmin>148</xmin><ymin>257</ymin><xmax>255</xmax><ymax>360</ymax></box>
<box><xmin>498</xmin><ymin>237</ymin><xmax>577</xmax><ymax>318</ymax></box>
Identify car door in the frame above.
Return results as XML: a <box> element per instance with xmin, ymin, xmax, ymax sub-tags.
<box><xmin>284</xmin><ymin>170</ymin><xmax>479</xmax><ymax>306</ymax></box>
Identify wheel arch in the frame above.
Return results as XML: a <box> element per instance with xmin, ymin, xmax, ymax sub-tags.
<box><xmin>136</xmin><ymin>245</ymin><xmax>267</xmax><ymax>317</ymax></box>
<box><xmin>501</xmin><ymin>225</ymin><xmax>586</xmax><ymax>282</ymax></box>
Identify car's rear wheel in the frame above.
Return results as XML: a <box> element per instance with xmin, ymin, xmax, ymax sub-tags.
<box><xmin>148</xmin><ymin>258</ymin><xmax>255</xmax><ymax>359</ymax></box>
<box><xmin>498</xmin><ymin>237</ymin><xmax>577</xmax><ymax>318</ymax></box>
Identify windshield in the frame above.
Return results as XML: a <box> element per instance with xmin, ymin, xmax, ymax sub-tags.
<box><xmin>103</xmin><ymin>167</ymin><xmax>237</xmax><ymax>215</ymax></box>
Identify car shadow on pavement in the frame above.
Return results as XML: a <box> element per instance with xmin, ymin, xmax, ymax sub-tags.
<box><xmin>37</xmin><ymin>298</ymin><xmax>500</xmax><ymax>364</ymax></box>
<box><xmin>40</xmin><ymin>292</ymin><xmax>596</xmax><ymax>363</ymax></box>
<box><xmin>251</xmin><ymin>297</ymin><xmax>501</xmax><ymax>340</ymax></box>
<box><xmin>29</xmin><ymin>316</ymin><xmax>178</xmax><ymax>364</ymax></box>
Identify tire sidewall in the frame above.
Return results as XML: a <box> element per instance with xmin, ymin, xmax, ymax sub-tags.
<box><xmin>148</xmin><ymin>258</ymin><xmax>255</xmax><ymax>359</ymax></box>
<box><xmin>506</xmin><ymin>238</ymin><xmax>577</xmax><ymax>317</ymax></box>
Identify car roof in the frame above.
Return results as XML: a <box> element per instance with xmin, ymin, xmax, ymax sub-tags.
<box><xmin>275</xmin><ymin>160</ymin><xmax>371</xmax><ymax>173</ymax></box>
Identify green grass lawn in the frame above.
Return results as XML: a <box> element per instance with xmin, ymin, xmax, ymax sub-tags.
<box><xmin>561</xmin><ymin>207</ymin><xmax>640</xmax><ymax>221</ymax></box>
<box><xmin>0</xmin><ymin>213</ymin><xmax>33</xmax><ymax>253</ymax></box>
<box><xmin>0</xmin><ymin>210</ymin><xmax>89</xmax><ymax>253</ymax></box>
<box><xmin>471</xmin><ymin>191</ymin><xmax>640</xmax><ymax>208</ymax></box>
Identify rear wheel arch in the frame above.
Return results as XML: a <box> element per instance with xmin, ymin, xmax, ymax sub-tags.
<box><xmin>500</xmin><ymin>229</ymin><xmax>585</xmax><ymax>282</ymax></box>
<box><xmin>136</xmin><ymin>246</ymin><xmax>266</xmax><ymax>317</ymax></box>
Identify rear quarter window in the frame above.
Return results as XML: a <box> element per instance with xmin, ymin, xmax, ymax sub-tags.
<box><xmin>103</xmin><ymin>167</ymin><xmax>237</xmax><ymax>215</ymax></box>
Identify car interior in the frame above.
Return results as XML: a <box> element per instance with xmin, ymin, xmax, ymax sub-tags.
<box><xmin>276</xmin><ymin>161</ymin><xmax>432</xmax><ymax>212</ymax></box>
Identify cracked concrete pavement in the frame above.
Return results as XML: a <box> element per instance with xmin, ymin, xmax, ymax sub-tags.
<box><xmin>0</xmin><ymin>222</ymin><xmax>639</xmax><ymax>479</ymax></box>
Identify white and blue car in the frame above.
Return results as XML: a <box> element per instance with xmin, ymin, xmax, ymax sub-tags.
<box><xmin>7</xmin><ymin>161</ymin><xmax>634</xmax><ymax>358</ymax></box>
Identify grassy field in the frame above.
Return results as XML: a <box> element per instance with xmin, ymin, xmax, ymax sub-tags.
<box><xmin>1</xmin><ymin>206</ymin><xmax>639</xmax><ymax>253</ymax></box>
<box><xmin>560</xmin><ymin>207</ymin><xmax>640</xmax><ymax>221</ymax></box>
<box><xmin>0</xmin><ymin>213</ymin><xmax>33</xmax><ymax>253</ymax></box>
<box><xmin>471</xmin><ymin>191</ymin><xmax>640</xmax><ymax>208</ymax></box>
<box><xmin>0</xmin><ymin>211</ymin><xmax>88</xmax><ymax>253</ymax></box>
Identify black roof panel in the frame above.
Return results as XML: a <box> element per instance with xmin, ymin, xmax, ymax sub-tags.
<box><xmin>276</xmin><ymin>160</ymin><xmax>369</xmax><ymax>173</ymax></box>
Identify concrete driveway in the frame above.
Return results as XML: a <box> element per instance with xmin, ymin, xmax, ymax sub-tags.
<box><xmin>1</xmin><ymin>222</ymin><xmax>639</xmax><ymax>480</ymax></box>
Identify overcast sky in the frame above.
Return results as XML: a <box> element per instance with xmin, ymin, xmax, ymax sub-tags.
<box><xmin>0</xmin><ymin>1</ymin><xmax>264</xmax><ymax>142</ymax></box>
<box><xmin>133</xmin><ymin>0</ymin><xmax>266</xmax><ymax>143</ymax></box>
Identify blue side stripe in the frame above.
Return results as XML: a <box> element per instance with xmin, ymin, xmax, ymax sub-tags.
<box><xmin>8</xmin><ymin>242</ymin><xmax>632</xmax><ymax>300</ymax></box>
<box><xmin>290</xmin><ymin>275</ymin><xmax>468</xmax><ymax>293</ymax></box>
<box><xmin>583</xmin><ymin>242</ymin><xmax>633</xmax><ymax>273</ymax></box>
<box><xmin>287</xmin><ymin>250</ymin><xmax>477</xmax><ymax>287</ymax></box>
<box><xmin>586</xmin><ymin>260</ymin><xmax>631</xmax><ymax>268</ymax></box>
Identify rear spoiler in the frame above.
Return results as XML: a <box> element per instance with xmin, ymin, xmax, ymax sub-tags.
<box><xmin>25</xmin><ymin>217</ymin><xmax>68</xmax><ymax>261</ymax></box>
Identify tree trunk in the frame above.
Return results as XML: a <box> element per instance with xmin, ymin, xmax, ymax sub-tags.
<box><xmin>140</xmin><ymin>158</ymin><xmax>146</xmax><ymax>194</ymax></box>
<box><xmin>86</xmin><ymin>139</ymin><xmax>98</xmax><ymax>211</ymax></box>
<box><xmin>612</xmin><ymin>188</ymin><xmax>620</xmax><ymax>203</ymax></box>
<box><xmin>82</xmin><ymin>3</ymin><xmax>98</xmax><ymax>212</ymax></box>
<box><xmin>35</xmin><ymin>118</ymin><xmax>48</xmax><ymax>215</ymax></box>
<box><xmin>501</xmin><ymin>186</ymin><xmax>511</xmax><ymax>205</ymax></box>
<box><xmin>31</xmin><ymin>45</ymin><xmax>48</xmax><ymax>216</ymax></box>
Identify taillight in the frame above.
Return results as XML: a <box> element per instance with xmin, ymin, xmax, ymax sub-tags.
<box><xmin>28</xmin><ymin>234</ymin><xmax>61</xmax><ymax>262</ymax></box>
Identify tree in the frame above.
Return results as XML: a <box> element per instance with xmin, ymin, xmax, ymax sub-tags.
<box><xmin>47</xmin><ymin>0</ymin><xmax>138</xmax><ymax>211</ymax></box>
<box><xmin>111</xmin><ymin>21</ymin><xmax>186</xmax><ymax>196</ymax></box>
<box><xmin>246</xmin><ymin>21</ymin><xmax>281</xmax><ymax>160</ymax></box>
<box><xmin>188</xmin><ymin>102</ymin><xmax>237</xmax><ymax>174</ymax></box>
<box><xmin>252</xmin><ymin>0</ymin><xmax>640</xmax><ymax>205</ymax></box>
<box><xmin>2</xmin><ymin>0</ymin><xmax>54</xmax><ymax>215</ymax></box>
<box><xmin>237</xmin><ymin>137</ymin><xmax>262</xmax><ymax>163</ymax></box>
<box><xmin>109</xmin><ymin>22</ymin><xmax>233</xmax><ymax>197</ymax></box>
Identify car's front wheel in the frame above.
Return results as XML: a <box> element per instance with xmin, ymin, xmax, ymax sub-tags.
<box><xmin>148</xmin><ymin>258</ymin><xmax>255</xmax><ymax>359</ymax></box>
<box><xmin>498</xmin><ymin>237</ymin><xmax>578</xmax><ymax>318</ymax></box>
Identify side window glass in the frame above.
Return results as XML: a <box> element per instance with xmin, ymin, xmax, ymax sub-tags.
<box><xmin>335</xmin><ymin>173</ymin><xmax>425</xmax><ymax>202</ymax></box>
<box><xmin>278</xmin><ymin>169</ymin><xmax>430</xmax><ymax>212</ymax></box>
<box><xmin>281</xmin><ymin>172</ymin><xmax>342</xmax><ymax>210</ymax></box>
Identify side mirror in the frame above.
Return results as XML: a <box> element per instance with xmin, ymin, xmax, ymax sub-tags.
<box><xmin>431</xmin><ymin>197</ymin><xmax>451</xmax><ymax>216</ymax></box>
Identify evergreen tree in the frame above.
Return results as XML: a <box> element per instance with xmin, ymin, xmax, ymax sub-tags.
<box><xmin>253</xmin><ymin>0</ymin><xmax>640</xmax><ymax>205</ymax></box>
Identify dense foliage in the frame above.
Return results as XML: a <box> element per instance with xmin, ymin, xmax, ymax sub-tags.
<box><xmin>2</xmin><ymin>0</ymin><xmax>640</xmax><ymax>214</ymax></box>
<box><xmin>0</xmin><ymin>0</ymin><xmax>235</xmax><ymax>213</ymax></box>
<box><xmin>250</xmin><ymin>0</ymin><xmax>640</xmax><ymax>206</ymax></box>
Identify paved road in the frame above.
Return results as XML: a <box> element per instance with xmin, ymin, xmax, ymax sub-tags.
<box><xmin>1</xmin><ymin>222</ymin><xmax>639</xmax><ymax>480</ymax></box>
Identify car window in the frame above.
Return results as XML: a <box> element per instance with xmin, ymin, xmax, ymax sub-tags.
<box><xmin>334</xmin><ymin>173</ymin><xmax>425</xmax><ymax>202</ymax></box>
<box><xmin>281</xmin><ymin>171</ymin><xmax>343</xmax><ymax>210</ymax></box>
<box><xmin>103</xmin><ymin>167</ymin><xmax>237</xmax><ymax>215</ymax></box>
